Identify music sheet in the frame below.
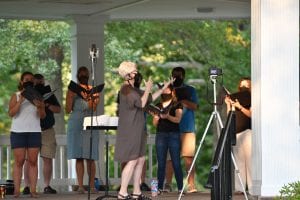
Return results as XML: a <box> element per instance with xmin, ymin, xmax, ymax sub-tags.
<box><xmin>83</xmin><ymin>115</ymin><xmax>118</xmax><ymax>130</ymax></box>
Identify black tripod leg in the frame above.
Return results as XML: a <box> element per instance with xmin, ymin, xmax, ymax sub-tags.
<box><xmin>88</xmin><ymin>127</ymin><xmax>94</xmax><ymax>200</ymax></box>
<box><xmin>105</xmin><ymin>139</ymin><xmax>109</xmax><ymax>196</ymax></box>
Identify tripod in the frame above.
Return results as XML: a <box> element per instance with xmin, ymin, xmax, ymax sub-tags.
<box><xmin>178</xmin><ymin>75</ymin><xmax>248</xmax><ymax>200</ymax></box>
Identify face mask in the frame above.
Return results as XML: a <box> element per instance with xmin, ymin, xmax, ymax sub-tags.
<box><xmin>78</xmin><ymin>75</ymin><xmax>89</xmax><ymax>85</ymax></box>
<box><xmin>173</xmin><ymin>77</ymin><xmax>183</xmax><ymax>87</ymax></box>
<box><xmin>134</xmin><ymin>72</ymin><xmax>143</xmax><ymax>88</ymax></box>
<box><xmin>23</xmin><ymin>81</ymin><xmax>34</xmax><ymax>88</ymax></box>
<box><xmin>161</xmin><ymin>93</ymin><xmax>172</xmax><ymax>102</ymax></box>
<box><xmin>34</xmin><ymin>83</ymin><xmax>45</xmax><ymax>94</ymax></box>
<box><xmin>239</xmin><ymin>86</ymin><xmax>250</xmax><ymax>92</ymax></box>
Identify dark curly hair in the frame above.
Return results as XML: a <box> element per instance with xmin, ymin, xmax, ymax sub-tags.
<box><xmin>18</xmin><ymin>71</ymin><xmax>33</xmax><ymax>91</ymax></box>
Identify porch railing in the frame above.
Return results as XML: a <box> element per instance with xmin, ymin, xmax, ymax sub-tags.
<box><xmin>0</xmin><ymin>133</ymin><xmax>156</xmax><ymax>191</ymax></box>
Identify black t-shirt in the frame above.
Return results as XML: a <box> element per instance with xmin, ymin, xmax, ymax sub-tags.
<box><xmin>156</xmin><ymin>101</ymin><xmax>183</xmax><ymax>133</ymax></box>
<box><xmin>41</xmin><ymin>94</ymin><xmax>60</xmax><ymax>130</ymax></box>
<box><xmin>233</xmin><ymin>91</ymin><xmax>251</xmax><ymax>133</ymax></box>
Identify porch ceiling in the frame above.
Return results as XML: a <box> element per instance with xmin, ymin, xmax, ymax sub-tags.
<box><xmin>0</xmin><ymin>0</ymin><xmax>250</xmax><ymax>20</ymax></box>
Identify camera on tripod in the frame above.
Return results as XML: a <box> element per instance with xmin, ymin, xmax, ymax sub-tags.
<box><xmin>206</xmin><ymin>66</ymin><xmax>224</xmax><ymax>105</ymax></box>
<box><xmin>209</xmin><ymin>67</ymin><xmax>223</xmax><ymax>77</ymax></box>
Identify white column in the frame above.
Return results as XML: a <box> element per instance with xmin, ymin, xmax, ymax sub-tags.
<box><xmin>251</xmin><ymin>0</ymin><xmax>299</xmax><ymax>197</ymax></box>
<box><xmin>69</xmin><ymin>15</ymin><xmax>108</xmax><ymax>184</ymax></box>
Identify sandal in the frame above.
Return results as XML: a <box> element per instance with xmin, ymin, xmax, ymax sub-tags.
<box><xmin>77</xmin><ymin>186</ymin><xmax>85</xmax><ymax>194</ymax></box>
<box><xmin>13</xmin><ymin>192</ymin><xmax>20</xmax><ymax>198</ymax></box>
<box><xmin>89</xmin><ymin>187</ymin><xmax>98</xmax><ymax>194</ymax></box>
<box><xmin>30</xmin><ymin>192</ymin><xmax>39</xmax><ymax>198</ymax></box>
<box><xmin>118</xmin><ymin>193</ymin><xmax>132</xmax><ymax>200</ymax></box>
<box><xmin>158</xmin><ymin>189</ymin><xmax>163</xmax><ymax>195</ymax></box>
<box><xmin>131</xmin><ymin>193</ymin><xmax>152</xmax><ymax>200</ymax></box>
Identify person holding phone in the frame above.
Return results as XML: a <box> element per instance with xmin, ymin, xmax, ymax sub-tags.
<box><xmin>224</xmin><ymin>77</ymin><xmax>252</xmax><ymax>194</ymax></box>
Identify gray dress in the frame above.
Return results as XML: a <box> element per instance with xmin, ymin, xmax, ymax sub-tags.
<box><xmin>114</xmin><ymin>84</ymin><xmax>147</xmax><ymax>163</ymax></box>
<box><xmin>67</xmin><ymin>95</ymin><xmax>99</xmax><ymax>160</ymax></box>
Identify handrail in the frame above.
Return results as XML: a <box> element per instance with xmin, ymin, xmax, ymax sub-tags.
<box><xmin>0</xmin><ymin>133</ymin><xmax>157</xmax><ymax>190</ymax></box>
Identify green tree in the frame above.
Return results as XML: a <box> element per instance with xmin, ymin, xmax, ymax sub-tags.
<box><xmin>0</xmin><ymin>19</ymin><xmax>250</xmax><ymax>189</ymax></box>
<box><xmin>0</xmin><ymin>19</ymin><xmax>70</xmax><ymax>134</ymax></box>
<box><xmin>104</xmin><ymin>20</ymin><xmax>250</xmax><ymax>188</ymax></box>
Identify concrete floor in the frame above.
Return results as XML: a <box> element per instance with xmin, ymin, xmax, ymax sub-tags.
<box><xmin>2</xmin><ymin>191</ymin><xmax>263</xmax><ymax>200</ymax></box>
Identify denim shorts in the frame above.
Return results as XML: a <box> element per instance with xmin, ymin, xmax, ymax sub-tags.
<box><xmin>10</xmin><ymin>132</ymin><xmax>41</xmax><ymax>149</ymax></box>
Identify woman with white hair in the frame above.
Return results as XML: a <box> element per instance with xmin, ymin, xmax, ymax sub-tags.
<box><xmin>114</xmin><ymin>61</ymin><xmax>172</xmax><ymax>200</ymax></box>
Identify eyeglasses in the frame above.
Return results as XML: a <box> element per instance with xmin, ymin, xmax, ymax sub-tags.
<box><xmin>130</xmin><ymin>70</ymin><xmax>138</xmax><ymax>76</ymax></box>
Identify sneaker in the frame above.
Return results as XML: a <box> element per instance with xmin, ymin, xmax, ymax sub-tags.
<box><xmin>187</xmin><ymin>185</ymin><xmax>197</xmax><ymax>193</ymax></box>
<box><xmin>140</xmin><ymin>182</ymin><xmax>151</xmax><ymax>191</ymax></box>
<box><xmin>44</xmin><ymin>186</ymin><xmax>57</xmax><ymax>194</ymax></box>
<box><xmin>22</xmin><ymin>186</ymin><xmax>30</xmax><ymax>195</ymax></box>
<box><xmin>163</xmin><ymin>183</ymin><xmax>172</xmax><ymax>192</ymax></box>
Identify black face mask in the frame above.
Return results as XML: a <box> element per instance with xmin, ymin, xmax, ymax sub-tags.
<box><xmin>34</xmin><ymin>83</ymin><xmax>46</xmax><ymax>94</ymax></box>
<box><xmin>134</xmin><ymin>72</ymin><xmax>143</xmax><ymax>88</ymax></box>
<box><xmin>23</xmin><ymin>81</ymin><xmax>34</xmax><ymax>88</ymax></box>
<box><xmin>239</xmin><ymin>86</ymin><xmax>250</xmax><ymax>92</ymax></box>
<box><xmin>173</xmin><ymin>77</ymin><xmax>183</xmax><ymax>87</ymax></box>
<box><xmin>78</xmin><ymin>75</ymin><xmax>89</xmax><ymax>85</ymax></box>
<box><xmin>161</xmin><ymin>93</ymin><xmax>172</xmax><ymax>102</ymax></box>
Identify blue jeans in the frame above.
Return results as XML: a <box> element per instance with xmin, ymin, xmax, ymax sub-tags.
<box><xmin>155</xmin><ymin>131</ymin><xmax>183</xmax><ymax>190</ymax></box>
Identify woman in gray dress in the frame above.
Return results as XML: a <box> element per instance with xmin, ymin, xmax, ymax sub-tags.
<box><xmin>115</xmin><ymin>61</ymin><xmax>172</xmax><ymax>200</ymax></box>
<box><xmin>66</xmin><ymin>66</ymin><xmax>100</xmax><ymax>194</ymax></box>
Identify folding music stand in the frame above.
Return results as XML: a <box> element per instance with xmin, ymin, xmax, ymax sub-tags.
<box><xmin>96</xmin><ymin>126</ymin><xmax>117</xmax><ymax>200</ymax></box>
<box><xmin>84</xmin><ymin>116</ymin><xmax>118</xmax><ymax>200</ymax></box>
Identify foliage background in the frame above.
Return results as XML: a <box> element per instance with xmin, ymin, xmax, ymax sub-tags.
<box><xmin>104</xmin><ymin>20</ymin><xmax>250</xmax><ymax>188</ymax></box>
<box><xmin>0</xmin><ymin>19</ymin><xmax>250</xmax><ymax>188</ymax></box>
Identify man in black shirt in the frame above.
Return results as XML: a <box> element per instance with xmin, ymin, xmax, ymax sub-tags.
<box><xmin>36</xmin><ymin>74</ymin><xmax>61</xmax><ymax>194</ymax></box>
<box><xmin>23</xmin><ymin>74</ymin><xmax>61</xmax><ymax>195</ymax></box>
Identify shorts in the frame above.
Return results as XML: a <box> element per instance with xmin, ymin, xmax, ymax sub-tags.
<box><xmin>181</xmin><ymin>132</ymin><xmax>196</xmax><ymax>157</ymax></box>
<box><xmin>10</xmin><ymin>132</ymin><xmax>41</xmax><ymax>149</ymax></box>
<box><xmin>40</xmin><ymin>127</ymin><xmax>57</xmax><ymax>159</ymax></box>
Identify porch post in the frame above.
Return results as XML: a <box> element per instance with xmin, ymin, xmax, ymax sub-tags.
<box><xmin>251</xmin><ymin>0</ymin><xmax>299</xmax><ymax>197</ymax></box>
<box><xmin>69</xmin><ymin>14</ymin><xmax>108</xmax><ymax>184</ymax></box>
<box><xmin>69</xmin><ymin>14</ymin><xmax>107</xmax><ymax>114</ymax></box>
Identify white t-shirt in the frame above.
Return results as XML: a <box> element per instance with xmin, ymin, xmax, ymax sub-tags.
<box><xmin>10</xmin><ymin>92</ymin><xmax>41</xmax><ymax>133</ymax></box>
